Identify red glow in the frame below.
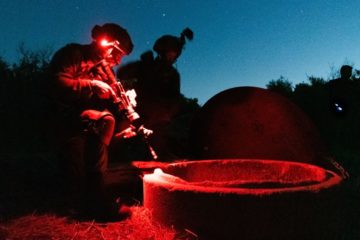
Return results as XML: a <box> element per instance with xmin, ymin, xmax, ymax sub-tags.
<box><xmin>100</xmin><ymin>39</ymin><xmax>111</xmax><ymax>47</ymax></box>
<box><xmin>143</xmin><ymin>159</ymin><xmax>343</xmax><ymax>239</ymax></box>
<box><xmin>154</xmin><ymin>168</ymin><xmax>163</xmax><ymax>175</ymax></box>
<box><xmin>99</xmin><ymin>38</ymin><xmax>126</xmax><ymax>55</ymax></box>
<box><xmin>144</xmin><ymin>159</ymin><xmax>341</xmax><ymax>195</ymax></box>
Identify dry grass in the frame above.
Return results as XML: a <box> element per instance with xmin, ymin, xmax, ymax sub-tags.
<box><xmin>0</xmin><ymin>206</ymin><xmax>186</xmax><ymax>240</ymax></box>
<box><xmin>0</xmin><ymin>153</ymin><xmax>198</xmax><ymax>240</ymax></box>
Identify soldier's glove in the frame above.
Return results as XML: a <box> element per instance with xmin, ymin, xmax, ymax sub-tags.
<box><xmin>114</xmin><ymin>125</ymin><xmax>137</xmax><ymax>139</ymax></box>
<box><xmin>137</xmin><ymin>125</ymin><xmax>153</xmax><ymax>138</ymax></box>
<box><xmin>91</xmin><ymin>80</ymin><xmax>116</xmax><ymax>100</ymax></box>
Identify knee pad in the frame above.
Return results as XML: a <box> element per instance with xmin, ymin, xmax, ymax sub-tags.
<box><xmin>99</xmin><ymin>114</ymin><xmax>115</xmax><ymax>145</ymax></box>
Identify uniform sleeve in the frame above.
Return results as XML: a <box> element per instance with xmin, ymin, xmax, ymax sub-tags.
<box><xmin>49</xmin><ymin>44</ymin><xmax>93</xmax><ymax>102</ymax></box>
<box><xmin>117</xmin><ymin>61</ymin><xmax>143</xmax><ymax>90</ymax></box>
<box><xmin>163</xmin><ymin>66</ymin><xmax>181</xmax><ymax>97</ymax></box>
<box><xmin>172</xmin><ymin>69</ymin><xmax>181</xmax><ymax>96</ymax></box>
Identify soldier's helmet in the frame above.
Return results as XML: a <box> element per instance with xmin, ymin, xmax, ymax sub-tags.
<box><xmin>153</xmin><ymin>28</ymin><xmax>194</xmax><ymax>57</ymax></box>
<box><xmin>91</xmin><ymin>23</ymin><xmax>134</xmax><ymax>55</ymax></box>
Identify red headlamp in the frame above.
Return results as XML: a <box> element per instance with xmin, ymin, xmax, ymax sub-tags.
<box><xmin>100</xmin><ymin>38</ymin><xmax>126</xmax><ymax>55</ymax></box>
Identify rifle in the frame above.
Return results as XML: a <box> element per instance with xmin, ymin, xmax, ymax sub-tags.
<box><xmin>92</xmin><ymin>59</ymin><xmax>158</xmax><ymax>159</ymax></box>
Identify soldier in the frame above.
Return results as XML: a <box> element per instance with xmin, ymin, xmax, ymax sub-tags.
<box><xmin>117</xmin><ymin>28</ymin><xmax>194</xmax><ymax>160</ymax></box>
<box><xmin>327</xmin><ymin>65</ymin><xmax>353</xmax><ymax>116</ymax></box>
<box><xmin>48</xmin><ymin>23</ymin><xmax>134</xmax><ymax>221</ymax></box>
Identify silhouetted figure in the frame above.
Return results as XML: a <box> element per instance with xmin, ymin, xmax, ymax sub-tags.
<box><xmin>48</xmin><ymin>23</ymin><xmax>134</xmax><ymax>221</ymax></box>
<box><xmin>322</xmin><ymin>64</ymin><xmax>360</xmax><ymax>151</ymax></box>
<box><xmin>117</xmin><ymin>28</ymin><xmax>194</xmax><ymax>160</ymax></box>
<box><xmin>326</xmin><ymin>65</ymin><xmax>353</xmax><ymax>116</ymax></box>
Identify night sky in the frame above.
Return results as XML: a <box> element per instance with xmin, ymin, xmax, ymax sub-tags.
<box><xmin>1</xmin><ymin>0</ymin><xmax>360</xmax><ymax>104</ymax></box>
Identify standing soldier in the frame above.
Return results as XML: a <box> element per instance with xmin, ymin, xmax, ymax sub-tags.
<box><xmin>118</xmin><ymin>28</ymin><xmax>194</xmax><ymax>160</ymax></box>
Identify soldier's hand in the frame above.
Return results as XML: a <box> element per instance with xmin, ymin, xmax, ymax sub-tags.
<box><xmin>138</xmin><ymin>125</ymin><xmax>153</xmax><ymax>137</ymax></box>
<box><xmin>91</xmin><ymin>80</ymin><xmax>116</xmax><ymax>99</ymax></box>
<box><xmin>125</xmin><ymin>89</ymin><xmax>137</xmax><ymax>107</ymax></box>
<box><xmin>115</xmin><ymin>125</ymin><xmax>137</xmax><ymax>139</ymax></box>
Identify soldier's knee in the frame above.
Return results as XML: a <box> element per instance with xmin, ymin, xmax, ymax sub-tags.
<box><xmin>99</xmin><ymin>114</ymin><xmax>115</xmax><ymax>145</ymax></box>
